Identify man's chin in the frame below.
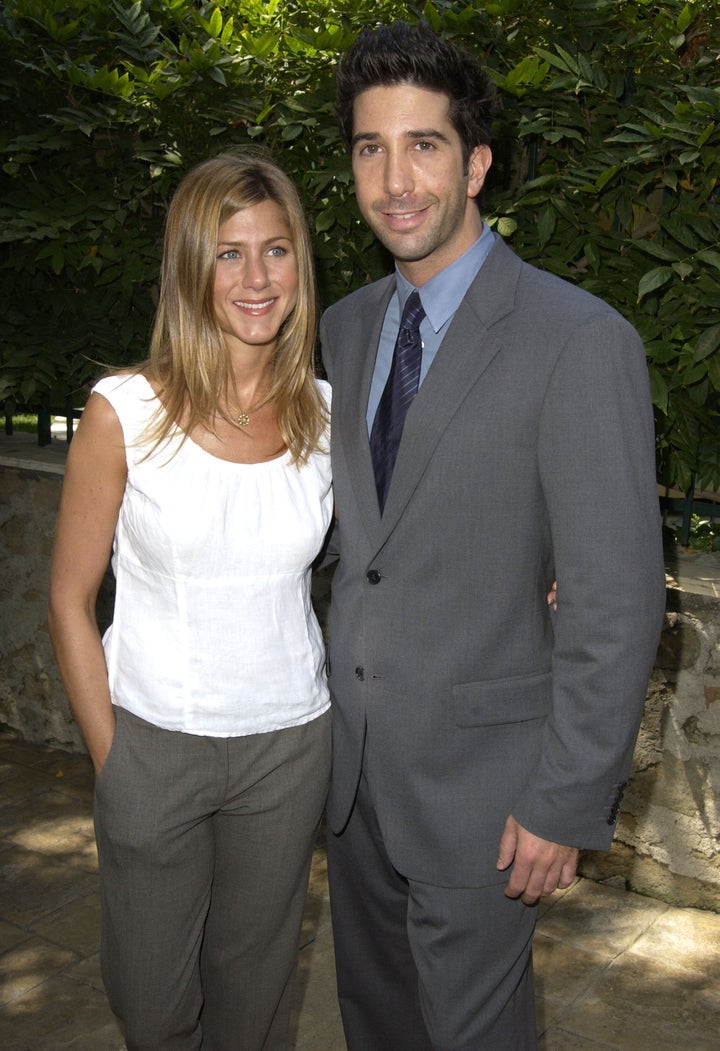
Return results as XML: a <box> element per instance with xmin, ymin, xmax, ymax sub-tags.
<box><xmin>371</xmin><ymin>230</ymin><xmax>433</xmax><ymax>263</ymax></box>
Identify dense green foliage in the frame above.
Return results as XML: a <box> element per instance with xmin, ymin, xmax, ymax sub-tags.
<box><xmin>1</xmin><ymin>0</ymin><xmax>718</xmax><ymax>489</ymax></box>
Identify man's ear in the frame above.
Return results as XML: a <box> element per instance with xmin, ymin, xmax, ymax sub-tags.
<box><xmin>467</xmin><ymin>145</ymin><xmax>492</xmax><ymax>199</ymax></box>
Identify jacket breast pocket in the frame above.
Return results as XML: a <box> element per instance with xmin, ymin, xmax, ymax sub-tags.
<box><xmin>451</xmin><ymin>671</ymin><xmax>552</xmax><ymax>727</ymax></box>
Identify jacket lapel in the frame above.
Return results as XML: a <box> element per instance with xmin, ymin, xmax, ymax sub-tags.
<box><xmin>334</xmin><ymin>276</ymin><xmax>396</xmax><ymax>545</ymax></box>
<box><xmin>378</xmin><ymin>238</ymin><xmax>523</xmax><ymax>540</ymax></box>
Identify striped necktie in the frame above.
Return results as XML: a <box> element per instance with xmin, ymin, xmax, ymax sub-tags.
<box><xmin>370</xmin><ymin>290</ymin><xmax>426</xmax><ymax>513</ymax></box>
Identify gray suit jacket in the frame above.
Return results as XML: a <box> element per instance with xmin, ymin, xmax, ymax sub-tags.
<box><xmin>320</xmin><ymin>235</ymin><xmax>666</xmax><ymax>887</ymax></box>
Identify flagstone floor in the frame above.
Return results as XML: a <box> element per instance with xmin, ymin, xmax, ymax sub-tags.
<box><xmin>1</xmin><ymin>732</ymin><xmax>720</xmax><ymax>1050</ymax></box>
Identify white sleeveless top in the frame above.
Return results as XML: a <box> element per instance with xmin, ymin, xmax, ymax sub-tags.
<box><xmin>94</xmin><ymin>373</ymin><xmax>332</xmax><ymax>737</ymax></box>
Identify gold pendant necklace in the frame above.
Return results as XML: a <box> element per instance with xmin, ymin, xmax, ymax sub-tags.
<box><xmin>230</xmin><ymin>392</ymin><xmax>271</xmax><ymax>428</ymax></box>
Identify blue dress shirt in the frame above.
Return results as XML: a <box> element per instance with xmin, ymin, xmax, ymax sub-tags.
<box><xmin>366</xmin><ymin>225</ymin><xmax>496</xmax><ymax>432</ymax></box>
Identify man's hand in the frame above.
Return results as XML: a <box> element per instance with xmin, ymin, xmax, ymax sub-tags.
<box><xmin>497</xmin><ymin>815</ymin><xmax>578</xmax><ymax>904</ymax></box>
<box><xmin>547</xmin><ymin>580</ymin><xmax>557</xmax><ymax>611</ymax></box>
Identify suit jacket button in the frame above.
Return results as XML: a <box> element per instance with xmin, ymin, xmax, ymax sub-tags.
<box><xmin>366</xmin><ymin>569</ymin><xmax>381</xmax><ymax>585</ymax></box>
<box><xmin>355</xmin><ymin>666</ymin><xmax>365</xmax><ymax>681</ymax></box>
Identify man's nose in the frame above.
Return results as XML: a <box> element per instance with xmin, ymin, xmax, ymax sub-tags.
<box><xmin>384</xmin><ymin>149</ymin><xmax>414</xmax><ymax>198</ymax></box>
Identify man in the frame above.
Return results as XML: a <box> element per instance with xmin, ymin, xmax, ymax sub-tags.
<box><xmin>320</xmin><ymin>21</ymin><xmax>666</xmax><ymax>1051</ymax></box>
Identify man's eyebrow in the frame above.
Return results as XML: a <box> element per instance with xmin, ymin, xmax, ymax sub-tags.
<box><xmin>351</xmin><ymin>131</ymin><xmax>380</xmax><ymax>148</ymax></box>
<box><xmin>406</xmin><ymin>129</ymin><xmax>451</xmax><ymax>143</ymax></box>
<box><xmin>351</xmin><ymin>129</ymin><xmax>451</xmax><ymax>148</ymax></box>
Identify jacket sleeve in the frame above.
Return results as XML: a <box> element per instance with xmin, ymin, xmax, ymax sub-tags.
<box><xmin>319</xmin><ymin>313</ymin><xmax>334</xmax><ymax>384</ymax></box>
<box><xmin>511</xmin><ymin>309</ymin><xmax>666</xmax><ymax>849</ymax></box>
<box><xmin>315</xmin><ymin>312</ymin><xmax>339</xmax><ymax>568</ymax></box>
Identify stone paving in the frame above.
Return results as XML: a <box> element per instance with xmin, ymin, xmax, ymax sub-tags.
<box><xmin>1</xmin><ymin>733</ymin><xmax>720</xmax><ymax>1049</ymax></box>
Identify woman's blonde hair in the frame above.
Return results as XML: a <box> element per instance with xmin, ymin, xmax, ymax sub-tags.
<box><xmin>143</xmin><ymin>149</ymin><xmax>326</xmax><ymax>463</ymax></box>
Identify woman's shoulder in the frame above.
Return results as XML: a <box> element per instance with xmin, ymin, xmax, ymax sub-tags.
<box><xmin>91</xmin><ymin>370</ymin><xmax>160</xmax><ymax>443</ymax></box>
<box><xmin>93</xmin><ymin>369</ymin><xmax>151</xmax><ymax>400</ymax></box>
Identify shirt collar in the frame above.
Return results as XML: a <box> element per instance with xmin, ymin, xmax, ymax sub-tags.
<box><xmin>395</xmin><ymin>223</ymin><xmax>495</xmax><ymax>333</ymax></box>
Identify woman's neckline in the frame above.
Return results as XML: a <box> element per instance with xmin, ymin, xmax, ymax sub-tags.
<box><xmin>135</xmin><ymin>372</ymin><xmax>291</xmax><ymax>467</ymax></box>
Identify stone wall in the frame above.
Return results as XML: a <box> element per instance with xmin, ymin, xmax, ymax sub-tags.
<box><xmin>580</xmin><ymin>587</ymin><xmax>720</xmax><ymax>912</ymax></box>
<box><xmin>0</xmin><ymin>461</ymin><xmax>82</xmax><ymax>749</ymax></box>
<box><xmin>2</xmin><ymin>452</ymin><xmax>719</xmax><ymax>911</ymax></box>
<box><xmin>0</xmin><ymin>454</ymin><xmax>116</xmax><ymax>750</ymax></box>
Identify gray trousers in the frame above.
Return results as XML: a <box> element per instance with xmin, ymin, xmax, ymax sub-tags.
<box><xmin>327</xmin><ymin>771</ymin><xmax>537</xmax><ymax>1051</ymax></box>
<box><xmin>94</xmin><ymin>706</ymin><xmax>331</xmax><ymax>1051</ymax></box>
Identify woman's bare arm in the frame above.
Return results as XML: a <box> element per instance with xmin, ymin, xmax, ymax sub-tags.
<box><xmin>48</xmin><ymin>393</ymin><xmax>127</xmax><ymax>773</ymax></box>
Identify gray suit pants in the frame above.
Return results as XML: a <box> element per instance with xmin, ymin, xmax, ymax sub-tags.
<box><xmin>94</xmin><ymin>706</ymin><xmax>331</xmax><ymax>1051</ymax></box>
<box><xmin>328</xmin><ymin>771</ymin><xmax>537</xmax><ymax>1051</ymax></box>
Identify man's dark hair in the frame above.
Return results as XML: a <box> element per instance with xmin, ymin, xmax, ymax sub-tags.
<box><xmin>335</xmin><ymin>21</ymin><xmax>498</xmax><ymax>166</ymax></box>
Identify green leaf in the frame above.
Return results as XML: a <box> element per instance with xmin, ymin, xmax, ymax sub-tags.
<box><xmin>544</xmin><ymin>127</ymin><xmax>584</xmax><ymax>144</ymax></box>
<box><xmin>495</xmin><ymin>217</ymin><xmax>518</xmax><ymax>237</ymax></box>
<box><xmin>708</xmin><ymin>353</ymin><xmax>720</xmax><ymax>393</ymax></box>
<box><xmin>632</xmin><ymin>239</ymin><xmax>682</xmax><ymax>263</ymax></box>
<box><xmin>595</xmin><ymin>164</ymin><xmax>623</xmax><ymax>191</ymax></box>
<box><xmin>695</xmin><ymin>324</ymin><xmax>720</xmax><ymax>362</ymax></box>
<box><xmin>638</xmin><ymin>267</ymin><xmax>674</xmax><ymax>301</ymax></box>
<box><xmin>648</xmin><ymin>366</ymin><xmax>668</xmax><ymax>413</ymax></box>
<box><xmin>20</xmin><ymin>378</ymin><xmax>38</xmax><ymax>402</ymax></box>
<box><xmin>584</xmin><ymin>240</ymin><xmax>600</xmax><ymax>274</ymax></box>
<box><xmin>501</xmin><ymin>55</ymin><xmax>549</xmax><ymax>94</ymax></box>
<box><xmin>423</xmin><ymin>3</ymin><xmax>441</xmax><ymax>32</ymax></box>
<box><xmin>314</xmin><ymin>207</ymin><xmax>335</xmax><ymax>234</ymax></box>
<box><xmin>660</xmin><ymin>217</ymin><xmax>699</xmax><ymax>253</ymax></box>
<box><xmin>209</xmin><ymin>7</ymin><xmax>223</xmax><ymax>38</ymax></box>
<box><xmin>677</xmin><ymin>5</ymin><xmax>694</xmax><ymax>33</ymax></box>
<box><xmin>672</xmin><ymin>261</ymin><xmax>693</xmax><ymax>280</ymax></box>
<box><xmin>697</xmin><ymin>123</ymin><xmax>715</xmax><ymax>148</ymax></box>
<box><xmin>696</xmin><ymin>250</ymin><xmax>720</xmax><ymax>273</ymax></box>
<box><xmin>280</xmin><ymin>124</ymin><xmax>303</xmax><ymax>141</ymax></box>
<box><xmin>536</xmin><ymin>204</ymin><xmax>556</xmax><ymax>246</ymax></box>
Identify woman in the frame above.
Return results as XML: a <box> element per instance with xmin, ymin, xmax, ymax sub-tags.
<box><xmin>48</xmin><ymin>152</ymin><xmax>332</xmax><ymax>1051</ymax></box>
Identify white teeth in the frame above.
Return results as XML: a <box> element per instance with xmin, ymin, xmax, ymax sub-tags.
<box><xmin>234</xmin><ymin>298</ymin><xmax>274</xmax><ymax>309</ymax></box>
